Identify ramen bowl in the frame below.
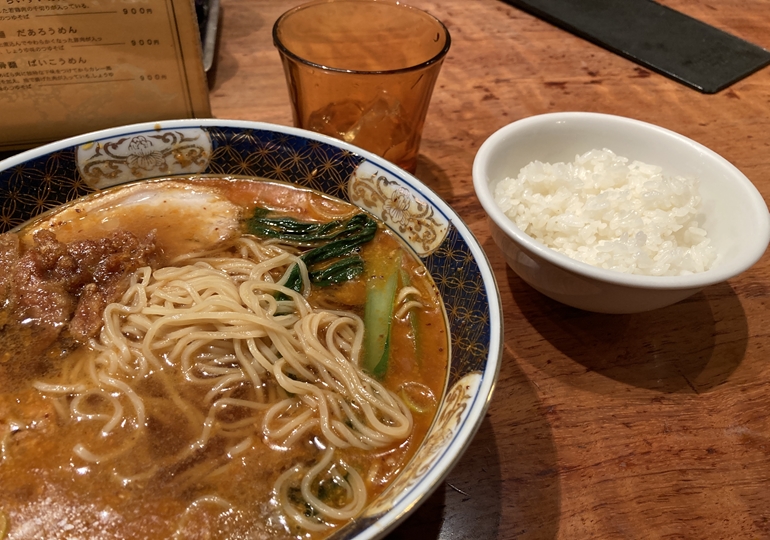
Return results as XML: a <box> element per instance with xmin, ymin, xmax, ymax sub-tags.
<box><xmin>0</xmin><ymin>120</ymin><xmax>501</xmax><ymax>539</ymax></box>
<box><xmin>473</xmin><ymin>112</ymin><xmax>770</xmax><ymax>313</ymax></box>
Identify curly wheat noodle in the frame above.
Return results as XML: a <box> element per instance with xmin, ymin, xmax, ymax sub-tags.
<box><xmin>274</xmin><ymin>447</ymin><xmax>366</xmax><ymax>531</ymax></box>
<box><xmin>70</xmin><ymin>389</ymin><xmax>123</xmax><ymax>435</ymax></box>
<box><xmin>33</xmin><ymin>234</ymin><xmax>414</xmax><ymax>530</ymax></box>
<box><xmin>394</xmin><ymin>286</ymin><xmax>425</xmax><ymax>318</ymax></box>
<box><xmin>300</xmin><ymin>447</ymin><xmax>366</xmax><ymax>519</ymax></box>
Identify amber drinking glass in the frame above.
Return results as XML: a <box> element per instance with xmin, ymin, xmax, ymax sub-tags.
<box><xmin>273</xmin><ymin>0</ymin><xmax>451</xmax><ymax>173</ymax></box>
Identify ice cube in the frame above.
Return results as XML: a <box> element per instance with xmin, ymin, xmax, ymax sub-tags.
<box><xmin>306</xmin><ymin>90</ymin><xmax>411</xmax><ymax>161</ymax></box>
<box><xmin>307</xmin><ymin>99</ymin><xmax>365</xmax><ymax>140</ymax></box>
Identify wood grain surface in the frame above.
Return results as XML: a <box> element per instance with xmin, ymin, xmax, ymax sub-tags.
<box><xmin>208</xmin><ymin>1</ymin><xmax>770</xmax><ymax>538</ymax></box>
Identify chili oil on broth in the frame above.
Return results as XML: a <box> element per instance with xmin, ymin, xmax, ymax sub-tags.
<box><xmin>0</xmin><ymin>176</ymin><xmax>449</xmax><ymax>540</ymax></box>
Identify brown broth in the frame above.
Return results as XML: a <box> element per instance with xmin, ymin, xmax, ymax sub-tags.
<box><xmin>0</xmin><ymin>177</ymin><xmax>448</xmax><ymax>540</ymax></box>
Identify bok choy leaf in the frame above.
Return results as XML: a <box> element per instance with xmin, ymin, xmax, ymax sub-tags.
<box><xmin>363</xmin><ymin>252</ymin><xmax>401</xmax><ymax>379</ymax></box>
<box><xmin>246</xmin><ymin>208</ymin><xmax>377</xmax><ymax>292</ymax></box>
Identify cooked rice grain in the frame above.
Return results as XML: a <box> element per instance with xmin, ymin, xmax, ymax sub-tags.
<box><xmin>494</xmin><ymin>148</ymin><xmax>717</xmax><ymax>276</ymax></box>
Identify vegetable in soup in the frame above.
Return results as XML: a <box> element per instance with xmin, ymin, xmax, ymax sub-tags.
<box><xmin>0</xmin><ymin>177</ymin><xmax>448</xmax><ymax>540</ymax></box>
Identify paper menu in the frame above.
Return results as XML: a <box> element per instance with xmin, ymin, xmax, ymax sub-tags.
<box><xmin>0</xmin><ymin>0</ymin><xmax>211</xmax><ymax>151</ymax></box>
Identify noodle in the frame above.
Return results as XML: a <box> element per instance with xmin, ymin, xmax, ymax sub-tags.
<box><xmin>34</xmin><ymin>234</ymin><xmax>414</xmax><ymax>530</ymax></box>
<box><xmin>395</xmin><ymin>285</ymin><xmax>425</xmax><ymax>319</ymax></box>
<box><xmin>0</xmin><ymin>177</ymin><xmax>449</xmax><ymax>539</ymax></box>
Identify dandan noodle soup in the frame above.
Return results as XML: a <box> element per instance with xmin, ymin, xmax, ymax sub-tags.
<box><xmin>0</xmin><ymin>177</ymin><xmax>448</xmax><ymax>540</ymax></box>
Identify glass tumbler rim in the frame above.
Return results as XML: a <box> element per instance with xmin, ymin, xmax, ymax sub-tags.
<box><xmin>272</xmin><ymin>0</ymin><xmax>452</xmax><ymax>75</ymax></box>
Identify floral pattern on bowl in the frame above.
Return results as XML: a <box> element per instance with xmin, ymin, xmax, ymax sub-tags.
<box><xmin>76</xmin><ymin>127</ymin><xmax>212</xmax><ymax>189</ymax></box>
<box><xmin>348</xmin><ymin>160</ymin><xmax>449</xmax><ymax>256</ymax></box>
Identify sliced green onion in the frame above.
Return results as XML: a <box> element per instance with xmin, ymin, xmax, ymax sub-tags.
<box><xmin>398</xmin><ymin>382</ymin><xmax>437</xmax><ymax>414</ymax></box>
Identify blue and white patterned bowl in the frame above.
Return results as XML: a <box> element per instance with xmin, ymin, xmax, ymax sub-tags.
<box><xmin>0</xmin><ymin>119</ymin><xmax>502</xmax><ymax>540</ymax></box>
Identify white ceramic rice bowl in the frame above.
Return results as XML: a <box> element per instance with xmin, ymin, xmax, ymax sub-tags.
<box><xmin>473</xmin><ymin>111</ymin><xmax>770</xmax><ymax>313</ymax></box>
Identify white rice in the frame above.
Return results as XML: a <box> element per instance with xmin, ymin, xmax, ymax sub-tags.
<box><xmin>493</xmin><ymin>148</ymin><xmax>717</xmax><ymax>276</ymax></box>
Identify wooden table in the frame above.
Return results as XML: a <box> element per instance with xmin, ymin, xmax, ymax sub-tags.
<box><xmin>209</xmin><ymin>1</ymin><xmax>770</xmax><ymax>538</ymax></box>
